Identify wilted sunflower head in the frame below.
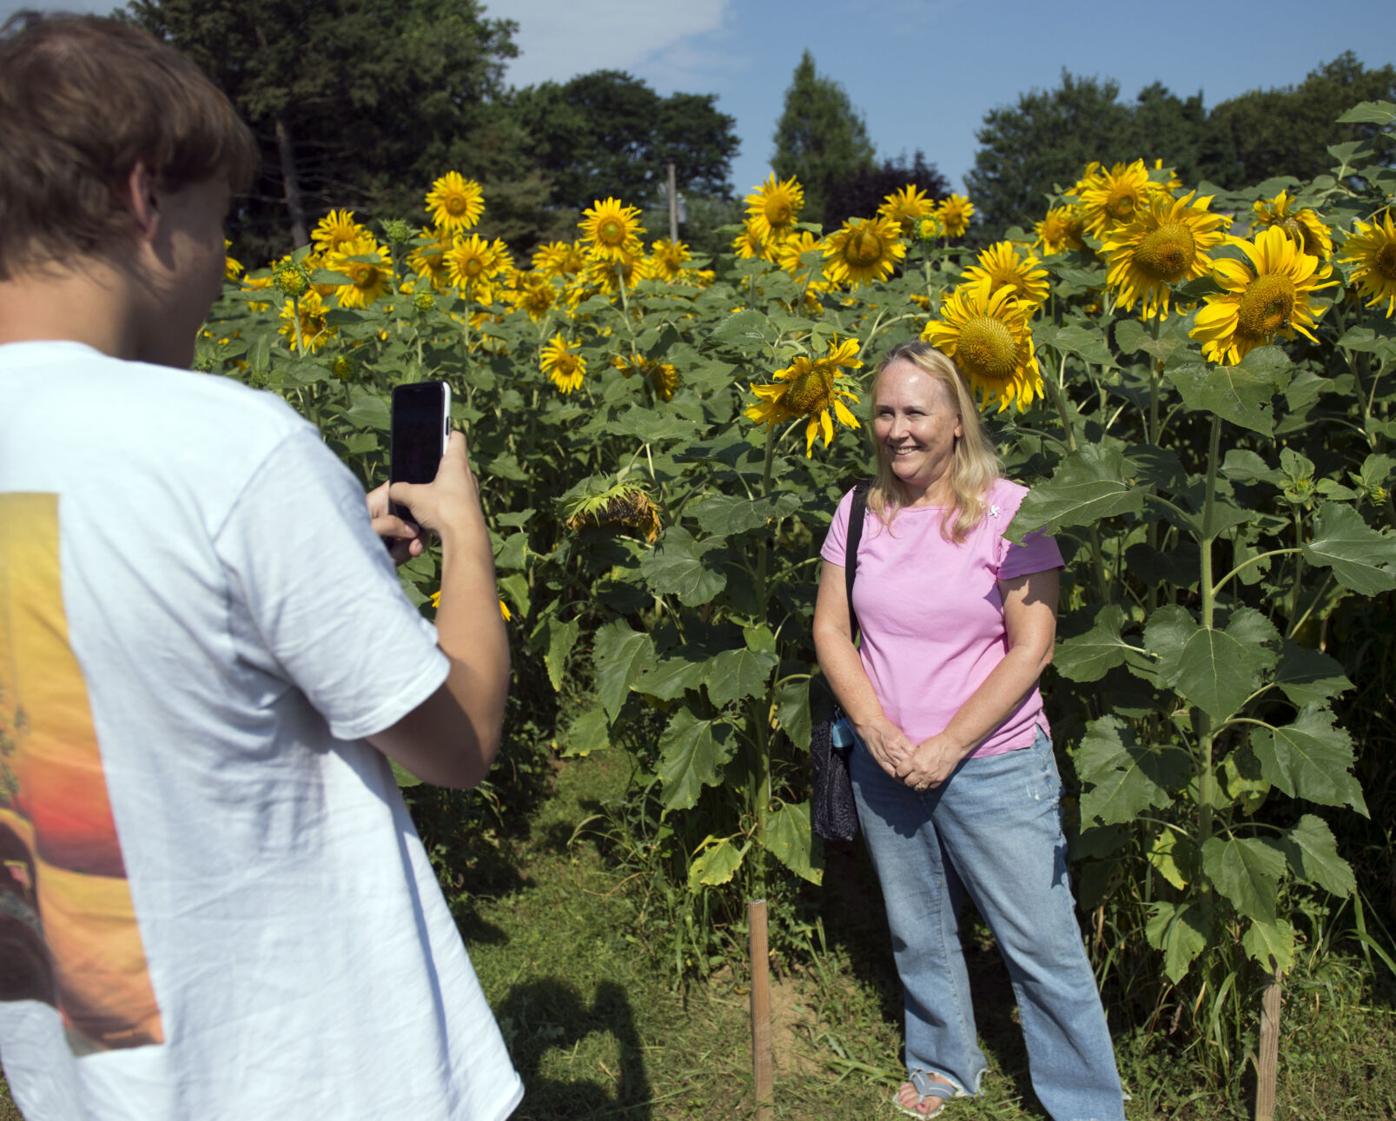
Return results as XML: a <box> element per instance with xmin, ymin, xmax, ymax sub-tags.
<box><xmin>565</xmin><ymin>482</ymin><xmax>662</xmax><ymax>543</ymax></box>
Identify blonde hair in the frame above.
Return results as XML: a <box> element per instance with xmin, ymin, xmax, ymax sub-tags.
<box><xmin>867</xmin><ymin>341</ymin><xmax>1001</xmax><ymax>542</ymax></box>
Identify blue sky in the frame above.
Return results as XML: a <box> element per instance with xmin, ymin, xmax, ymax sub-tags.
<box><xmin>10</xmin><ymin>0</ymin><xmax>1394</xmax><ymax>198</ymax></box>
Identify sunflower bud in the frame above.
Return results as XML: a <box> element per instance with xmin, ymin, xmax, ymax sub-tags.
<box><xmin>273</xmin><ymin>262</ymin><xmax>309</xmax><ymax>298</ymax></box>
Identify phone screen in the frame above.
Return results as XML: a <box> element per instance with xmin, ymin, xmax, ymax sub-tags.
<box><xmin>389</xmin><ymin>381</ymin><xmax>449</xmax><ymax>521</ymax></box>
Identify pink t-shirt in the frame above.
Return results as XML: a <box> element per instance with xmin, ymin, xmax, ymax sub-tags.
<box><xmin>820</xmin><ymin>477</ymin><xmax>1064</xmax><ymax>757</ymax></box>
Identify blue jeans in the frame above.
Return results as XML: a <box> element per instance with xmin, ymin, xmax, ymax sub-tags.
<box><xmin>850</xmin><ymin>725</ymin><xmax>1125</xmax><ymax>1121</ymax></box>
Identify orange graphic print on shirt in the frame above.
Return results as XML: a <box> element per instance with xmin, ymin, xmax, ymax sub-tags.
<box><xmin>0</xmin><ymin>493</ymin><xmax>163</xmax><ymax>1050</ymax></box>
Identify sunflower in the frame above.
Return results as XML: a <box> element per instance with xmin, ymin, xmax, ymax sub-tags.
<box><xmin>744</xmin><ymin>337</ymin><xmax>863</xmax><ymax>456</ymax></box>
<box><xmin>917</xmin><ymin>213</ymin><xmax>945</xmax><ymax>242</ymax></box>
<box><xmin>277</xmin><ymin>289</ymin><xmax>333</xmax><ymax>354</ymax></box>
<box><xmin>1101</xmin><ymin>191</ymin><xmax>1231</xmax><ymax>320</ymax></box>
<box><xmin>581</xmin><ymin>246</ymin><xmax>642</xmax><ymax>295</ymax></box>
<box><xmin>938</xmin><ymin>194</ymin><xmax>974</xmax><ymax>238</ymax></box>
<box><xmin>408</xmin><ymin>228</ymin><xmax>455</xmax><ymax>291</ymax></box>
<box><xmin>878</xmin><ymin>184</ymin><xmax>937</xmax><ymax>233</ymax></box>
<box><xmin>614</xmin><ymin>353</ymin><xmax>681</xmax><ymax>401</ymax></box>
<box><xmin>1034</xmin><ymin>205</ymin><xmax>1086</xmax><ymax>256</ymax></box>
<box><xmin>504</xmin><ymin>270</ymin><xmax>557</xmax><ymax>321</ymax></box>
<box><xmin>961</xmin><ymin>240</ymin><xmax>1050</xmax><ymax>310</ymax></box>
<box><xmin>532</xmin><ymin>240</ymin><xmax>587</xmax><ymax>280</ymax></box>
<box><xmin>1076</xmin><ymin>160</ymin><xmax>1167</xmax><ymax>239</ymax></box>
<box><xmin>1251</xmin><ymin>190</ymin><xmax>1333</xmax><ymax>260</ymax></box>
<box><xmin>425</xmin><ymin>171</ymin><xmax>484</xmax><ymax>233</ymax></box>
<box><xmin>224</xmin><ymin>240</ymin><xmax>244</xmax><ymax>281</ymax></box>
<box><xmin>540</xmin><ymin>334</ymin><xmax>587</xmax><ymax>394</ymax></box>
<box><xmin>565</xmin><ymin>482</ymin><xmax>662</xmax><ymax>543</ymax></box>
<box><xmin>1190</xmin><ymin>226</ymin><xmax>1337</xmax><ymax>365</ymax></box>
<box><xmin>732</xmin><ymin>222</ymin><xmax>774</xmax><ymax>261</ymax></box>
<box><xmin>1338</xmin><ymin>209</ymin><xmax>1396</xmax><ymax>318</ymax></box>
<box><xmin>445</xmin><ymin>234</ymin><xmax>510</xmax><ymax>296</ymax></box>
<box><xmin>312</xmin><ymin>209</ymin><xmax>364</xmax><ymax>255</ymax></box>
<box><xmin>775</xmin><ymin>230</ymin><xmax>824</xmax><ymax>280</ymax></box>
<box><xmin>823</xmin><ymin>215</ymin><xmax>906</xmax><ymax>288</ymax></box>
<box><xmin>745</xmin><ymin>173</ymin><xmax>804</xmax><ymax>242</ymax></box>
<box><xmin>921</xmin><ymin>282</ymin><xmax>1042</xmax><ymax>412</ymax></box>
<box><xmin>647</xmin><ymin>238</ymin><xmax>691</xmax><ymax>281</ymax></box>
<box><xmin>579</xmin><ymin>197</ymin><xmax>645</xmax><ymax>263</ymax></box>
<box><xmin>325</xmin><ymin>236</ymin><xmax>393</xmax><ymax>309</ymax></box>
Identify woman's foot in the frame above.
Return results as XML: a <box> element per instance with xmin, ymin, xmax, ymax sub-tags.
<box><xmin>893</xmin><ymin>1070</ymin><xmax>958</xmax><ymax>1117</ymax></box>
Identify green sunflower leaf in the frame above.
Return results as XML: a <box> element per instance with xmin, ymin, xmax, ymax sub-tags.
<box><xmin>1054</xmin><ymin>605</ymin><xmax>1136</xmax><ymax>682</ymax></box>
<box><xmin>632</xmin><ymin>656</ymin><xmax>708</xmax><ymax>702</ymax></box>
<box><xmin>765</xmin><ymin>801</ymin><xmax>822</xmax><ymax>885</ymax></box>
<box><xmin>1301</xmin><ymin>503</ymin><xmax>1396</xmax><ymax>596</ymax></box>
<box><xmin>1242</xmin><ymin>918</ymin><xmax>1296</xmax><ymax>974</ymax></box>
<box><xmin>592</xmin><ymin>620</ymin><xmax>655</xmax><ymax>721</ymax></box>
<box><xmin>775</xmin><ymin>677</ymin><xmax>812</xmax><ymax>750</ymax></box>
<box><xmin>687</xmin><ymin>835</ymin><xmax>748</xmax><ymax>890</ymax></box>
<box><xmin>542</xmin><ymin>616</ymin><xmax>580</xmax><ymax>693</ymax></box>
<box><xmin>1272</xmin><ymin>642</ymin><xmax>1353</xmax><ymax>707</ymax></box>
<box><xmin>561</xmin><ymin>704</ymin><xmax>611</xmax><ymax>758</ymax></box>
<box><xmin>640</xmin><ymin>526</ymin><xmax>727</xmax><ymax>607</ymax></box>
<box><xmin>658</xmin><ymin>710</ymin><xmax>735</xmax><ymax>811</ymax></box>
<box><xmin>1279</xmin><ymin>814</ymin><xmax>1356</xmax><ymax>898</ymax></box>
<box><xmin>1164</xmin><ymin>346</ymin><xmax>1291</xmax><ymax>436</ymax></box>
<box><xmin>1007</xmin><ymin>445</ymin><xmax>1143</xmax><ymax>540</ymax></box>
<box><xmin>1247</xmin><ymin>708</ymin><xmax>1367</xmax><ymax>813</ymax></box>
<box><xmin>1145</xmin><ymin>898</ymin><xmax>1215</xmax><ymax>984</ymax></box>
<box><xmin>706</xmin><ymin>647</ymin><xmax>779</xmax><ymax>708</ymax></box>
<box><xmin>1201</xmin><ymin>834</ymin><xmax>1286</xmax><ymax>922</ymax></box>
<box><xmin>1074</xmin><ymin>716</ymin><xmax>1190</xmax><ymax>826</ymax></box>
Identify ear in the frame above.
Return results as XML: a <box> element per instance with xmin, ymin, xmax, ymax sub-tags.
<box><xmin>125</xmin><ymin>161</ymin><xmax>161</xmax><ymax>240</ymax></box>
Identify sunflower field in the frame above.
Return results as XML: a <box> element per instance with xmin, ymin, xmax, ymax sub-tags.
<box><xmin>204</xmin><ymin>99</ymin><xmax>1396</xmax><ymax>1087</ymax></box>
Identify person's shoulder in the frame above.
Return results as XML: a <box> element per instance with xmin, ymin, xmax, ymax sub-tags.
<box><xmin>988</xmin><ymin>476</ymin><xmax>1029</xmax><ymax>504</ymax></box>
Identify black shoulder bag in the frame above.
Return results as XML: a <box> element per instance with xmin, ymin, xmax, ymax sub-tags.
<box><xmin>811</xmin><ymin>481</ymin><xmax>870</xmax><ymax>843</ymax></box>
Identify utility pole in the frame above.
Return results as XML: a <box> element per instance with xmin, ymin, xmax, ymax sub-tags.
<box><xmin>666</xmin><ymin>161</ymin><xmax>679</xmax><ymax>243</ymax></box>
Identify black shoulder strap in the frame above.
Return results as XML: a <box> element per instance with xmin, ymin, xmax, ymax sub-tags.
<box><xmin>845</xmin><ymin>481</ymin><xmax>870</xmax><ymax>645</ymax></box>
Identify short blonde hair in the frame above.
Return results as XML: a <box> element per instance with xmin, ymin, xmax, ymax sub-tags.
<box><xmin>867</xmin><ymin>341</ymin><xmax>1001</xmax><ymax>542</ymax></box>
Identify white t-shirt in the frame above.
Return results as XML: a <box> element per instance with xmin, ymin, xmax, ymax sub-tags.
<box><xmin>0</xmin><ymin>342</ymin><xmax>522</xmax><ymax>1121</ymax></box>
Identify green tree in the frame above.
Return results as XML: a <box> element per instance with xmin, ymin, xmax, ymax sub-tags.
<box><xmin>965</xmin><ymin>72</ymin><xmax>1141</xmax><ymax>237</ymax></box>
<box><xmin>771</xmin><ymin>50</ymin><xmax>875</xmax><ymax>226</ymax></box>
<box><xmin>822</xmin><ymin>150</ymin><xmax>949</xmax><ymax>228</ymax></box>
<box><xmin>1200</xmin><ymin>52</ymin><xmax>1396</xmax><ymax>187</ymax></box>
<box><xmin>126</xmin><ymin>0</ymin><xmax>520</xmax><ymax>259</ymax></box>
<box><xmin>512</xmin><ymin>71</ymin><xmax>739</xmax><ymax>214</ymax></box>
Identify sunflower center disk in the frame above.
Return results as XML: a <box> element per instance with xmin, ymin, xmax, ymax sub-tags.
<box><xmin>1135</xmin><ymin>222</ymin><xmax>1196</xmax><ymax>281</ymax></box>
<box><xmin>1108</xmin><ymin>191</ymin><xmax>1138</xmax><ymax>222</ymax></box>
<box><xmin>1237</xmin><ymin>274</ymin><xmax>1296</xmax><ymax>340</ymax></box>
<box><xmin>446</xmin><ymin>196</ymin><xmax>466</xmax><ymax>216</ymax></box>
<box><xmin>1376</xmin><ymin>241</ymin><xmax>1396</xmax><ymax>280</ymax></box>
<box><xmin>846</xmin><ymin>229</ymin><xmax>884</xmax><ymax>267</ymax></box>
<box><xmin>600</xmin><ymin>219</ymin><xmax>624</xmax><ymax>245</ymax></box>
<box><xmin>765</xmin><ymin>200</ymin><xmax>792</xmax><ymax>226</ymax></box>
<box><xmin>785</xmin><ymin>366</ymin><xmax>835</xmax><ymax>414</ymax></box>
<box><xmin>958</xmin><ymin>318</ymin><xmax>1018</xmax><ymax>385</ymax></box>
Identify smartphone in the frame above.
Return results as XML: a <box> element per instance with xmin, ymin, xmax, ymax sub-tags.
<box><xmin>388</xmin><ymin>380</ymin><xmax>451</xmax><ymax>525</ymax></box>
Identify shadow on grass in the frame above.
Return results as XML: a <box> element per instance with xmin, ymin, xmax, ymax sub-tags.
<box><xmin>496</xmin><ymin>978</ymin><xmax>652</xmax><ymax>1121</ymax></box>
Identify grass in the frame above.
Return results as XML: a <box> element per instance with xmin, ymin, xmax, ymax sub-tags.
<box><xmin>4</xmin><ymin>749</ymin><xmax>1394</xmax><ymax>1120</ymax></box>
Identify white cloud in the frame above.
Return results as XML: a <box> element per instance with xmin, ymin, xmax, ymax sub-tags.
<box><xmin>500</xmin><ymin>0</ymin><xmax>729</xmax><ymax>89</ymax></box>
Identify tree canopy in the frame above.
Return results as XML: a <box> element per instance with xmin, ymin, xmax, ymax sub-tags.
<box><xmin>510</xmin><ymin>71</ymin><xmax>739</xmax><ymax>214</ymax></box>
<box><xmin>772</xmin><ymin>51</ymin><xmax>876</xmax><ymax>226</ymax></box>
<box><xmin>966</xmin><ymin>53</ymin><xmax>1396</xmax><ymax>238</ymax></box>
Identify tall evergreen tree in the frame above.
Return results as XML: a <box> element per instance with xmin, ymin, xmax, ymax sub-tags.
<box><xmin>771</xmin><ymin>50</ymin><xmax>875</xmax><ymax>226</ymax></box>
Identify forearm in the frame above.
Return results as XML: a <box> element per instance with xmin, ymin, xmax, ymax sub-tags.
<box><xmin>940</xmin><ymin>645</ymin><xmax>1050</xmax><ymax>755</ymax></box>
<box><xmin>814</xmin><ymin>626</ymin><xmax>888</xmax><ymax>734</ymax></box>
<box><xmin>435</xmin><ymin>517</ymin><xmax>510</xmax><ymax>767</ymax></box>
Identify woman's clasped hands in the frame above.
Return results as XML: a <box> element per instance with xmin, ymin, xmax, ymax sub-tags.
<box><xmin>856</xmin><ymin>719</ymin><xmax>970</xmax><ymax>792</ymax></box>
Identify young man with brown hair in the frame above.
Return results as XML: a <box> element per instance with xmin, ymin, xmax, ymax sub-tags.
<box><xmin>0</xmin><ymin>14</ymin><xmax>521</xmax><ymax>1120</ymax></box>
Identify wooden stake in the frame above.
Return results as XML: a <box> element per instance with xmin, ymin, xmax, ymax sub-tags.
<box><xmin>667</xmin><ymin>161</ymin><xmax>680</xmax><ymax>243</ymax></box>
<box><xmin>1254</xmin><ymin>967</ymin><xmax>1282</xmax><ymax>1121</ymax></box>
<box><xmin>748</xmin><ymin>898</ymin><xmax>774</xmax><ymax>1121</ymax></box>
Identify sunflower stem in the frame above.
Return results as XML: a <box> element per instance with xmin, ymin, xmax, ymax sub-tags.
<box><xmin>1196</xmin><ymin>413</ymin><xmax>1222</xmax><ymax>851</ymax></box>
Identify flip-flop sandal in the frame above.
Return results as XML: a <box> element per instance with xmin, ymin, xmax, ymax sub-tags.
<box><xmin>891</xmin><ymin>1069</ymin><xmax>960</xmax><ymax>1118</ymax></box>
